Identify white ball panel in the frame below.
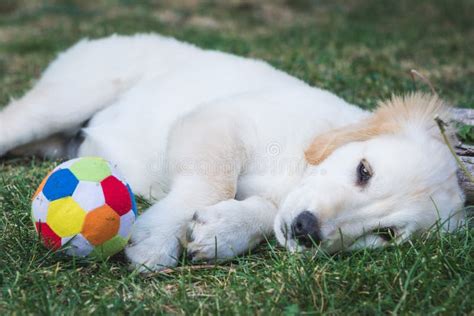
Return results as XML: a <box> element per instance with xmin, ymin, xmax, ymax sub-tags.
<box><xmin>32</xmin><ymin>192</ymin><xmax>49</xmax><ymax>222</ymax></box>
<box><xmin>118</xmin><ymin>210</ymin><xmax>135</xmax><ymax>238</ymax></box>
<box><xmin>71</xmin><ymin>181</ymin><xmax>105</xmax><ymax>212</ymax></box>
<box><xmin>65</xmin><ymin>234</ymin><xmax>94</xmax><ymax>257</ymax></box>
<box><xmin>55</xmin><ymin>158</ymin><xmax>80</xmax><ymax>171</ymax></box>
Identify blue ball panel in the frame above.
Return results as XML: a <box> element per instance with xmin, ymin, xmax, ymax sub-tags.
<box><xmin>43</xmin><ymin>169</ymin><xmax>79</xmax><ymax>201</ymax></box>
<box><xmin>126</xmin><ymin>184</ymin><xmax>137</xmax><ymax>216</ymax></box>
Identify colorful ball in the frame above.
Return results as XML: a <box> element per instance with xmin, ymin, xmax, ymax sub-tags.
<box><xmin>31</xmin><ymin>157</ymin><xmax>137</xmax><ymax>259</ymax></box>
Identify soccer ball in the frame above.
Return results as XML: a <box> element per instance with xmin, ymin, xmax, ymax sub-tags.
<box><xmin>31</xmin><ymin>157</ymin><xmax>137</xmax><ymax>258</ymax></box>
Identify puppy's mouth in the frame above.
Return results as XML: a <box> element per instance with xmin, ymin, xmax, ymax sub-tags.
<box><xmin>279</xmin><ymin>220</ymin><xmax>325</xmax><ymax>251</ymax></box>
<box><xmin>279</xmin><ymin>219</ymin><xmax>399</xmax><ymax>252</ymax></box>
<box><xmin>278</xmin><ymin>221</ymin><xmax>303</xmax><ymax>252</ymax></box>
<box><xmin>370</xmin><ymin>227</ymin><xmax>397</xmax><ymax>242</ymax></box>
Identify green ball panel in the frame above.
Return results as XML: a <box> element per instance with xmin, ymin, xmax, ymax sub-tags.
<box><xmin>70</xmin><ymin>157</ymin><xmax>112</xmax><ymax>182</ymax></box>
<box><xmin>90</xmin><ymin>235</ymin><xmax>128</xmax><ymax>259</ymax></box>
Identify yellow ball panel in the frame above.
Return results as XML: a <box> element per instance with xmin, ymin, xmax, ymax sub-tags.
<box><xmin>47</xmin><ymin>197</ymin><xmax>86</xmax><ymax>237</ymax></box>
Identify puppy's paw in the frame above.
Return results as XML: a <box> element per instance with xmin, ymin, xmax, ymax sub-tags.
<box><xmin>125</xmin><ymin>217</ymin><xmax>181</xmax><ymax>273</ymax></box>
<box><xmin>186</xmin><ymin>204</ymin><xmax>261</xmax><ymax>262</ymax></box>
<box><xmin>125</xmin><ymin>236</ymin><xmax>180</xmax><ymax>273</ymax></box>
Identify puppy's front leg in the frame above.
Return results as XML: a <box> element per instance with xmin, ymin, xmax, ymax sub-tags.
<box><xmin>126</xmin><ymin>105</ymin><xmax>249</xmax><ymax>272</ymax></box>
<box><xmin>186</xmin><ymin>196</ymin><xmax>277</xmax><ymax>262</ymax></box>
<box><xmin>125</xmin><ymin>176</ymin><xmax>235</xmax><ymax>272</ymax></box>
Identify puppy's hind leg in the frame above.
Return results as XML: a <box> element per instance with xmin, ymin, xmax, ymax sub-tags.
<box><xmin>0</xmin><ymin>38</ymin><xmax>139</xmax><ymax>157</ymax></box>
<box><xmin>0</xmin><ymin>78</ymin><xmax>124</xmax><ymax>157</ymax></box>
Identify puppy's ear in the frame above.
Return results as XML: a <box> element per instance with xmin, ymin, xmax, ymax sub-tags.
<box><xmin>304</xmin><ymin>117</ymin><xmax>395</xmax><ymax>165</ymax></box>
<box><xmin>305</xmin><ymin>93</ymin><xmax>449</xmax><ymax>165</ymax></box>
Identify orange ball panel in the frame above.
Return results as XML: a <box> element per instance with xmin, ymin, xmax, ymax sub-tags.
<box><xmin>32</xmin><ymin>170</ymin><xmax>53</xmax><ymax>201</ymax></box>
<box><xmin>82</xmin><ymin>205</ymin><xmax>120</xmax><ymax>246</ymax></box>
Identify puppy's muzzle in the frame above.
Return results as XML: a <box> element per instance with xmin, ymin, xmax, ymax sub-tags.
<box><xmin>291</xmin><ymin>210</ymin><xmax>321</xmax><ymax>247</ymax></box>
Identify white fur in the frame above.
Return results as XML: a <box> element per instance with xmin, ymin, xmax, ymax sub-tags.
<box><xmin>0</xmin><ymin>34</ymin><xmax>465</xmax><ymax>272</ymax></box>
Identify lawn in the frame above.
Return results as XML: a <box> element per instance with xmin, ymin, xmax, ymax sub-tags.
<box><xmin>0</xmin><ymin>0</ymin><xmax>473</xmax><ymax>314</ymax></box>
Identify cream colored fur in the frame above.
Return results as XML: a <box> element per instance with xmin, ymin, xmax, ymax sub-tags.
<box><xmin>0</xmin><ymin>34</ymin><xmax>465</xmax><ymax>272</ymax></box>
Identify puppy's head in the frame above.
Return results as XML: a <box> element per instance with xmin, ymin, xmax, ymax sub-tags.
<box><xmin>275</xmin><ymin>93</ymin><xmax>465</xmax><ymax>253</ymax></box>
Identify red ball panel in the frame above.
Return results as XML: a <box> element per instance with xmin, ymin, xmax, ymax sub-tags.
<box><xmin>35</xmin><ymin>222</ymin><xmax>62</xmax><ymax>250</ymax></box>
<box><xmin>101</xmin><ymin>176</ymin><xmax>132</xmax><ymax>216</ymax></box>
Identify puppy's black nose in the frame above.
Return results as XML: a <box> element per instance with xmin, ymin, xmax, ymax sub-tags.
<box><xmin>291</xmin><ymin>211</ymin><xmax>321</xmax><ymax>247</ymax></box>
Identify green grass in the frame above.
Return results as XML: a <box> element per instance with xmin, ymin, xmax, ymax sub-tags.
<box><xmin>1</xmin><ymin>0</ymin><xmax>473</xmax><ymax>314</ymax></box>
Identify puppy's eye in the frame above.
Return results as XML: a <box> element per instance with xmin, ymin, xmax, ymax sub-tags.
<box><xmin>356</xmin><ymin>159</ymin><xmax>373</xmax><ymax>186</ymax></box>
